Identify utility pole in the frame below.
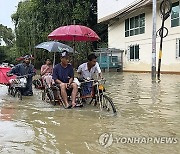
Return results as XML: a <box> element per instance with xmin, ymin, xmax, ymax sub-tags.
<box><xmin>152</xmin><ymin>0</ymin><xmax>157</xmax><ymax>80</ymax></box>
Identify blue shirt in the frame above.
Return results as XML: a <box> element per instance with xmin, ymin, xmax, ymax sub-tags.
<box><xmin>52</xmin><ymin>63</ymin><xmax>74</xmax><ymax>83</ymax></box>
<box><xmin>9</xmin><ymin>63</ymin><xmax>36</xmax><ymax>78</ymax></box>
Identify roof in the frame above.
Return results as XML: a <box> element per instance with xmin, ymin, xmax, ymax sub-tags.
<box><xmin>94</xmin><ymin>48</ymin><xmax>124</xmax><ymax>53</ymax></box>
<box><xmin>98</xmin><ymin>0</ymin><xmax>152</xmax><ymax>23</ymax></box>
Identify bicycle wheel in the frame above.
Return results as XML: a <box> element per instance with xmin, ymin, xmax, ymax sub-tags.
<box><xmin>11</xmin><ymin>88</ymin><xmax>16</xmax><ymax>97</ymax></box>
<box><xmin>8</xmin><ymin>87</ymin><xmax>14</xmax><ymax>96</ymax></box>
<box><xmin>51</xmin><ymin>86</ymin><xmax>66</xmax><ymax>108</ymax></box>
<box><xmin>57</xmin><ymin>94</ymin><xmax>67</xmax><ymax>108</ymax></box>
<box><xmin>76</xmin><ymin>92</ymin><xmax>84</xmax><ymax>106</ymax></box>
<box><xmin>46</xmin><ymin>88</ymin><xmax>56</xmax><ymax>106</ymax></box>
<box><xmin>42</xmin><ymin>91</ymin><xmax>45</xmax><ymax>101</ymax></box>
<box><xmin>8</xmin><ymin>86</ymin><xmax>11</xmax><ymax>95</ymax></box>
<box><xmin>16</xmin><ymin>90</ymin><xmax>22</xmax><ymax>100</ymax></box>
<box><xmin>100</xmin><ymin>94</ymin><xmax>117</xmax><ymax>114</ymax></box>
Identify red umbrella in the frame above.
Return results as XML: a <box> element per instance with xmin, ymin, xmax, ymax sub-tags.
<box><xmin>16</xmin><ymin>56</ymin><xmax>34</xmax><ymax>61</ymax></box>
<box><xmin>48</xmin><ymin>25</ymin><xmax>100</xmax><ymax>41</ymax></box>
<box><xmin>48</xmin><ymin>25</ymin><xmax>100</xmax><ymax>66</ymax></box>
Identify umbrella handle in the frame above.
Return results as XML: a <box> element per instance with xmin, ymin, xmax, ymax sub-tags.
<box><xmin>53</xmin><ymin>52</ymin><xmax>56</xmax><ymax>67</ymax></box>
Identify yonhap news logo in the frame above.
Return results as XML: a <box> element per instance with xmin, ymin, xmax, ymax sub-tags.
<box><xmin>99</xmin><ymin>133</ymin><xmax>114</xmax><ymax>148</ymax></box>
<box><xmin>98</xmin><ymin>133</ymin><xmax>178</xmax><ymax>148</ymax></box>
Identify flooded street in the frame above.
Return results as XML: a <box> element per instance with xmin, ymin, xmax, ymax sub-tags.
<box><xmin>0</xmin><ymin>72</ymin><xmax>179</xmax><ymax>154</ymax></box>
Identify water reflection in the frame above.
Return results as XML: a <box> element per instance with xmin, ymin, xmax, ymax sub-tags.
<box><xmin>0</xmin><ymin>105</ymin><xmax>15</xmax><ymax>121</ymax></box>
<box><xmin>0</xmin><ymin>73</ymin><xmax>179</xmax><ymax>153</ymax></box>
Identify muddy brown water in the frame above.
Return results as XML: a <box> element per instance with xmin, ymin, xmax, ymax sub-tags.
<box><xmin>0</xmin><ymin>72</ymin><xmax>179</xmax><ymax>154</ymax></box>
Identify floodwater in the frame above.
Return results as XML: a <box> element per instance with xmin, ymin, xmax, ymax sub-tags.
<box><xmin>0</xmin><ymin>72</ymin><xmax>179</xmax><ymax>154</ymax></box>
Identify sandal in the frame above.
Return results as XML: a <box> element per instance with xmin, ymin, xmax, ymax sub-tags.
<box><xmin>65</xmin><ymin>105</ymin><xmax>72</xmax><ymax>109</ymax></box>
<box><xmin>72</xmin><ymin>104</ymin><xmax>83</xmax><ymax>108</ymax></box>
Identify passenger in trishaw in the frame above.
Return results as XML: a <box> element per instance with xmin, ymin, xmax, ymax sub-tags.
<box><xmin>40</xmin><ymin>58</ymin><xmax>54</xmax><ymax>88</ymax></box>
<box><xmin>52</xmin><ymin>51</ymin><xmax>78</xmax><ymax>109</ymax></box>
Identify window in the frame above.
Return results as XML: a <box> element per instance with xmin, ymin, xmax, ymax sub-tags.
<box><xmin>129</xmin><ymin>45</ymin><xmax>139</xmax><ymax>60</ymax></box>
<box><xmin>171</xmin><ymin>1</ymin><xmax>180</xmax><ymax>27</ymax></box>
<box><xmin>125</xmin><ymin>13</ymin><xmax>145</xmax><ymax>37</ymax></box>
<box><xmin>176</xmin><ymin>38</ymin><xmax>180</xmax><ymax>58</ymax></box>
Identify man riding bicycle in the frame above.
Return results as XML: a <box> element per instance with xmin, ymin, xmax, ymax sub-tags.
<box><xmin>7</xmin><ymin>55</ymin><xmax>36</xmax><ymax>96</ymax></box>
<box><xmin>77</xmin><ymin>53</ymin><xmax>103</xmax><ymax>96</ymax></box>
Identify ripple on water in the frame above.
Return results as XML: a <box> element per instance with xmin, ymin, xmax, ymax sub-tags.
<box><xmin>0</xmin><ymin>121</ymin><xmax>35</xmax><ymax>153</ymax></box>
<box><xmin>0</xmin><ymin>73</ymin><xmax>180</xmax><ymax>154</ymax></box>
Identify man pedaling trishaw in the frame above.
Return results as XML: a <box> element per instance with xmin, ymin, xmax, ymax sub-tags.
<box><xmin>7</xmin><ymin>55</ymin><xmax>36</xmax><ymax>96</ymax></box>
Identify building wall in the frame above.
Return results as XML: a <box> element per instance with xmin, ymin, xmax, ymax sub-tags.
<box><xmin>108</xmin><ymin>1</ymin><xmax>180</xmax><ymax>73</ymax></box>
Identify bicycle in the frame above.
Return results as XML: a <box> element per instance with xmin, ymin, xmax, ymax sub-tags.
<box><xmin>41</xmin><ymin>79</ymin><xmax>57</xmax><ymax>106</ymax></box>
<box><xmin>42</xmin><ymin>79</ymin><xmax>83</xmax><ymax>108</ymax></box>
<box><xmin>78</xmin><ymin>79</ymin><xmax>117</xmax><ymax>114</ymax></box>
<box><xmin>41</xmin><ymin>76</ymin><xmax>68</xmax><ymax>107</ymax></box>
<box><xmin>8</xmin><ymin>75</ymin><xmax>27</xmax><ymax>100</ymax></box>
<box><xmin>41</xmin><ymin>78</ymin><xmax>117</xmax><ymax>114</ymax></box>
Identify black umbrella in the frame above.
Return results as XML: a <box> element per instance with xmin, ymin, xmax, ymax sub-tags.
<box><xmin>35</xmin><ymin>41</ymin><xmax>74</xmax><ymax>66</ymax></box>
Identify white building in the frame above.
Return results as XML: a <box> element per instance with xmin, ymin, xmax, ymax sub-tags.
<box><xmin>97</xmin><ymin>0</ymin><xmax>180</xmax><ymax>73</ymax></box>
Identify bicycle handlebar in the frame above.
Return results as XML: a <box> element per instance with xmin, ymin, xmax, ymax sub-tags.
<box><xmin>7</xmin><ymin>73</ymin><xmax>32</xmax><ymax>79</ymax></box>
<box><xmin>80</xmin><ymin>78</ymin><xmax>106</xmax><ymax>84</ymax></box>
<box><xmin>16</xmin><ymin>75</ymin><xmax>28</xmax><ymax>79</ymax></box>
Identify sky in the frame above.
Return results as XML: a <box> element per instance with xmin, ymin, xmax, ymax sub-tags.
<box><xmin>0</xmin><ymin>0</ymin><xmax>22</xmax><ymax>30</ymax></box>
<box><xmin>98</xmin><ymin>0</ymin><xmax>134</xmax><ymax>20</ymax></box>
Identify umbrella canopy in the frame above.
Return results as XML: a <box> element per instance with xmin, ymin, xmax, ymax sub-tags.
<box><xmin>35</xmin><ymin>41</ymin><xmax>74</xmax><ymax>67</ymax></box>
<box><xmin>35</xmin><ymin>41</ymin><xmax>73</xmax><ymax>52</ymax></box>
<box><xmin>48</xmin><ymin>25</ymin><xmax>100</xmax><ymax>41</ymax></box>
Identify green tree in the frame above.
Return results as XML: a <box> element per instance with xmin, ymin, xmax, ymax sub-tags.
<box><xmin>0</xmin><ymin>24</ymin><xmax>15</xmax><ymax>46</ymax></box>
<box><xmin>11</xmin><ymin>0</ymin><xmax>108</xmax><ymax>68</ymax></box>
<box><xmin>0</xmin><ymin>24</ymin><xmax>16</xmax><ymax>63</ymax></box>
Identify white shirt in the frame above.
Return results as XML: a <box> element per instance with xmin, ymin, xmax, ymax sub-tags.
<box><xmin>77</xmin><ymin>62</ymin><xmax>101</xmax><ymax>79</ymax></box>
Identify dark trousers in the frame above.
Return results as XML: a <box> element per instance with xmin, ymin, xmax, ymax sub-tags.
<box><xmin>81</xmin><ymin>82</ymin><xmax>93</xmax><ymax>96</ymax></box>
<box><xmin>21</xmin><ymin>77</ymin><xmax>33</xmax><ymax>96</ymax></box>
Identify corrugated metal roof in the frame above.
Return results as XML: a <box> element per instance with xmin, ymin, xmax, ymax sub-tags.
<box><xmin>98</xmin><ymin>0</ymin><xmax>152</xmax><ymax>23</ymax></box>
<box><xmin>94</xmin><ymin>48</ymin><xmax>124</xmax><ymax>53</ymax></box>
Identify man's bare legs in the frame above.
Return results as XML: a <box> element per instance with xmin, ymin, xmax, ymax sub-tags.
<box><xmin>60</xmin><ymin>83</ymin><xmax>69</xmax><ymax>107</ymax></box>
<box><xmin>60</xmin><ymin>83</ymin><xmax>78</xmax><ymax>108</ymax></box>
<box><xmin>70</xmin><ymin>83</ymin><xmax>78</xmax><ymax>107</ymax></box>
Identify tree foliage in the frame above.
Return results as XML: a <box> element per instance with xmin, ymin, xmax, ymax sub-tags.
<box><xmin>9</xmin><ymin>0</ymin><xmax>107</xmax><ymax>68</ymax></box>
<box><xmin>0</xmin><ymin>24</ymin><xmax>16</xmax><ymax>63</ymax></box>
<box><xmin>0</xmin><ymin>24</ymin><xmax>15</xmax><ymax>46</ymax></box>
